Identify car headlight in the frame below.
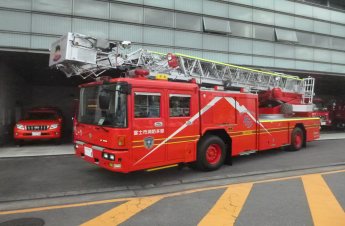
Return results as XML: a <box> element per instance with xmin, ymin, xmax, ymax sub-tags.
<box><xmin>50</xmin><ymin>124</ymin><xmax>59</xmax><ymax>129</ymax></box>
<box><xmin>16</xmin><ymin>124</ymin><xmax>25</xmax><ymax>130</ymax></box>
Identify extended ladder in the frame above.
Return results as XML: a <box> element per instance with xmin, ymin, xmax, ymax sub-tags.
<box><xmin>49</xmin><ymin>33</ymin><xmax>314</xmax><ymax>104</ymax></box>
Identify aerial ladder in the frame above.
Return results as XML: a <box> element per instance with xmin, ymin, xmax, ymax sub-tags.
<box><xmin>49</xmin><ymin>32</ymin><xmax>315</xmax><ymax>114</ymax></box>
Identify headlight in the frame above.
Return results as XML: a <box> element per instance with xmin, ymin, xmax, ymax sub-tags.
<box><xmin>16</xmin><ymin>124</ymin><xmax>25</xmax><ymax>130</ymax></box>
<box><xmin>50</xmin><ymin>124</ymin><xmax>59</xmax><ymax>129</ymax></box>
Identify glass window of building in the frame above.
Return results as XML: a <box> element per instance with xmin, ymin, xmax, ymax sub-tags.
<box><xmin>296</xmin><ymin>32</ymin><xmax>314</xmax><ymax>46</ymax></box>
<box><xmin>203</xmin><ymin>17</ymin><xmax>231</xmax><ymax>34</ymax></box>
<box><xmin>275</xmin><ymin>28</ymin><xmax>298</xmax><ymax>43</ymax></box>
<box><xmin>33</xmin><ymin>0</ymin><xmax>72</xmax><ymax>14</ymax></box>
<box><xmin>144</xmin><ymin>8</ymin><xmax>174</xmax><ymax>28</ymax></box>
<box><xmin>176</xmin><ymin>13</ymin><xmax>201</xmax><ymax>31</ymax></box>
<box><xmin>314</xmin><ymin>34</ymin><xmax>331</xmax><ymax>48</ymax></box>
<box><xmin>329</xmin><ymin>0</ymin><xmax>345</xmax><ymax>10</ymax></box>
<box><xmin>332</xmin><ymin>37</ymin><xmax>345</xmax><ymax>51</ymax></box>
<box><xmin>305</xmin><ymin>0</ymin><xmax>328</xmax><ymax>6</ymax></box>
<box><xmin>110</xmin><ymin>3</ymin><xmax>143</xmax><ymax>24</ymax></box>
<box><xmin>230</xmin><ymin>21</ymin><xmax>252</xmax><ymax>38</ymax></box>
<box><xmin>253</xmin><ymin>25</ymin><xmax>275</xmax><ymax>41</ymax></box>
<box><xmin>74</xmin><ymin>0</ymin><xmax>109</xmax><ymax>19</ymax></box>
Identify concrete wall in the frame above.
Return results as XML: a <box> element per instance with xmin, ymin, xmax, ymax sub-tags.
<box><xmin>0</xmin><ymin>63</ymin><xmax>27</xmax><ymax>145</ymax></box>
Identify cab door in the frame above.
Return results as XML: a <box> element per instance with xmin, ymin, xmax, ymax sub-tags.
<box><xmin>131</xmin><ymin>89</ymin><xmax>167</xmax><ymax>168</ymax></box>
<box><xmin>166</xmin><ymin>90</ymin><xmax>199</xmax><ymax>163</ymax></box>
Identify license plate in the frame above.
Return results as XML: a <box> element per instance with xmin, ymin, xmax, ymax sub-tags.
<box><xmin>32</xmin><ymin>132</ymin><xmax>41</xmax><ymax>136</ymax></box>
<box><xmin>84</xmin><ymin>147</ymin><xmax>93</xmax><ymax>157</ymax></box>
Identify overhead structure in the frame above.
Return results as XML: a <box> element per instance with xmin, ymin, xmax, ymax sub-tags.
<box><xmin>49</xmin><ymin>32</ymin><xmax>314</xmax><ymax>107</ymax></box>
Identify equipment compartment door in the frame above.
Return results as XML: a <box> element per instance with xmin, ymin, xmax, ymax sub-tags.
<box><xmin>131</xmin><ymin>89</ymin><xmax>166</xmax><ymax>167</ymax></box>
<box><xmin>166</xmin><ymin>91</ymin><xmax>199</xmax><ymax>162</ymax></box>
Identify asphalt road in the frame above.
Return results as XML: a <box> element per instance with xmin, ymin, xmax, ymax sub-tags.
<box><xmin>0</xmin><ymin>169</ymin><xmax>344</xmax><ymax>226</ymax></box>
<box><xmin>0</xmin><ymin>139</ymin><xmax>344</xmax><ymax>203</ymax></box>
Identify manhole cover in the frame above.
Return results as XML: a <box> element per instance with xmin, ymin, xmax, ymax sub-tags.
<box><xmin>0</xmin><ymin>218</ymin><xmax>45</xmax><ymax>226</ymax></box>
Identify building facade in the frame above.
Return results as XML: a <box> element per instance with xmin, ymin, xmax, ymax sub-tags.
<box><xmin>1</xmin><ymin>0</ymin><xmax>345</xmax><ymax>74</ymax></box>
<box><xmin>1</xmin><ymin>0</ymin><xmax>345</xmax><ymax>144</ymax></box>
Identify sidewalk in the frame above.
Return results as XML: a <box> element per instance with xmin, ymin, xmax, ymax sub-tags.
<box><xmin>0</xmin><ymin>132</ymin><xmax>344</xmax><ymax>158</ymax></box>
<box><xmin>0</xmin><ymin>144</ymin><xmax>73</xmax><ymax>158</ymax></box>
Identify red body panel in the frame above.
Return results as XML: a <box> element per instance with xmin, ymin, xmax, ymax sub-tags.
<box><xmin>74</xmin><ymin>78</ymin><xmax>320</xmax><ymax>173</ymax></box>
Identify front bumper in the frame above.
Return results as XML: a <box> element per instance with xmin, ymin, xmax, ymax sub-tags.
<box><xmin>14</xmin><ymin>129</ymin><xmax>61</xmax><ymax>140</ymax></box>
<box><xmin>74</xmin><ymin>142</ymin><xmax>130</xmax><ymax>173</ymax></box>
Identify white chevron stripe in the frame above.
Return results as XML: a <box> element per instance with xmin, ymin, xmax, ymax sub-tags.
<box><xmin>134</xmin><ymin>96</ymin><xmax>270</xmax><ymax>166</ymax></box>
<box><xmin>133</xmin><ymin>96</ymin><xmax>223</xmax><ymax>166</ymax></box>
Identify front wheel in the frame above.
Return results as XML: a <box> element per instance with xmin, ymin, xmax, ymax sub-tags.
<box><xmin>196</xmin><ymin>136</ymin><xmax>226</xmax><ymax>171</ymax></box>
<box><xmin>288</xmin><ymin>127</ymin><xmax>304</xmax><ymax>152</ymax></box>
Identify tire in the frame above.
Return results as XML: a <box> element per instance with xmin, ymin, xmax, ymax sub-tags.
<box><xmin>288</xmin><ymin>127</ymin><xmax>304</xmax><ymax>152</ymax></box>
<box><xmin>196</xmin><ymin>135</ymin><xmax>226</xmax><ymax>171</ymax></box>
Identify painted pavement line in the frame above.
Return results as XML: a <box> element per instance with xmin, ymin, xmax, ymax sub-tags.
<box><xmin>1</xmin><ymin>168</ymin><xmax>345</xmax><ymax>216</ymax></box>
<box><xmin>198</xmin><ymin>183</ymin><xmax>253</xmax><ymax>226</ymax></box>
<box><xmin>80</xmin><ymin>196</ymin><xmax>163</xmax><ymax>226</ymax></box>
<box><xmin>302</xmin><ymin>174</ymin><xmax>345</xmax><ymax>226</ymax></box>
<box><xmin>0</xmin><ymin>198</ymin><xmax>132</xmax><ymax>215</ymax></box>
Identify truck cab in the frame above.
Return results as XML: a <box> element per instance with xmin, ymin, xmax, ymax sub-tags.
<box><xmin>14</xmin><ymin>107</ymin><xmax>63</xmax><ymax>145</ymax></box>
<box><xmin>311</xmin><ymin>98</ymin><xmax>331</xmax><ymax>127</ymax></box>
<box><xmin>74</xmin><ymin>77</ymin><xmax>200</xmax><ymax>173</ymax></box>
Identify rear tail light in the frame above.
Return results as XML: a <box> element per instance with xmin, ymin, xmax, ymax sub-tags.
<box><xmin>128</xmin><ymin>69</ymin><xmax>150</xmax><ymax>78</ymax></box>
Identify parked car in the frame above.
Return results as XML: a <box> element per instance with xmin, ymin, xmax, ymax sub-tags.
<box><xmin>14</xmin><ymin>107</ymin><xmax>63</xmax><ymax>146</ymax></box>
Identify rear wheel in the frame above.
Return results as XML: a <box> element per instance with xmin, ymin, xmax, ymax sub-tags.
<box><xmin>288</xmin><ymin>127</ymin><xmax>304</xmax><ymax>151</ymax></box>
<box><xmin>196</xmin><ymin>136</ymin><xmax>226</xmax><ymax>171</ymax></box>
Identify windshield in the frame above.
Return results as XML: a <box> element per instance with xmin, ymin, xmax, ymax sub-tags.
<box><xmin>26</xmin><ymin>112</ymin><xmax>58</xmax><ymax>120</ymax></box>
<box><xmin>78</xmin><ymin>83</ymin><xmax>128</xmax><ymax>128</ymax></box>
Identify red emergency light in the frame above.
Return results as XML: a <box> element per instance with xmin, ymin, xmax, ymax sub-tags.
<box><xmin>167</xmin><ymin>53</ymin><xmax>179</xmax><ymax>68</ymax></box>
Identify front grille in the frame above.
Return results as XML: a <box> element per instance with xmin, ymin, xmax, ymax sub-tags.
<box><xmin>26</xmin><ymin>125</ymin><xmax>48</xmax><ymax>131</ymax></box>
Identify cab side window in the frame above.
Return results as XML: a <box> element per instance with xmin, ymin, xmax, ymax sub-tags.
<box><xmin>169</xmin><ymin>94</ymin><xmax>191</xmax><ymax>117</ymax></box>
<box><xmin>134</xmin><ymin>92</ymin><xmax>161</xmax><ymax>118</ymax></box>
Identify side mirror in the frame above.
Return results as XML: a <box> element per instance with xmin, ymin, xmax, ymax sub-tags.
<box><xmin>99</xmin><ymin>89</ymin><xmax>111</xmax><ymax>110</ymax></box>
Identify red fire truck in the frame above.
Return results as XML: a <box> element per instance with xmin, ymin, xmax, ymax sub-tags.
<box><xmin>332</xmin><ymin>100</ymin><xmax>345</xmax><ymax>129</ymax></box>
<box><xmin>49</xmin><ymin>33</ymin><xmax>320</xmax><ymax>173</ymax></box>
<box><xmin>311</xmin><ymin>98</ymin><xmax>332</xmax><ymax>127</ymax></box>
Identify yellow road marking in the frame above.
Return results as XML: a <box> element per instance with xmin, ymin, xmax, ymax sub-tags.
<box><xmin>302</xmin><ymin>174</ymin><xmax>345</xmax><ymax>226</ymax></box>
<box><xmin>198</xmin><ymin>183</ymin><xmax>253</xmax><ymax>226</ymax></box>
<box><xmin>0</xmin><ymin>197</ymin><xmax>132</xmax><ymax>215</ymax></box>
<box><xmin>81</xmin><ymin>196</ymin><xmax>162</xmax><ymax>226</ymax></box>
<box><xmin>1</xmin><ymin>168</ymin><xmax>345</xmax><ymax>215</ymax></box>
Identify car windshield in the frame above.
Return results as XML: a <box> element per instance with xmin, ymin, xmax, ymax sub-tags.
<box><xmin>78</xmin><ymin>83</ymin><xmax>128</xmax><ymax>128</ymax></box>
<box><xmin>26</xmin><ymin>112</ymin><xmax>58</xmax><ymax>120</ymax></box>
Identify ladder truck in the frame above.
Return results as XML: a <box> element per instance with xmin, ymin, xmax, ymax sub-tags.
<box><xmin>49</xmin><ymin>33</ymin><xmax>320</xmax><ymax>173</ymax></box>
